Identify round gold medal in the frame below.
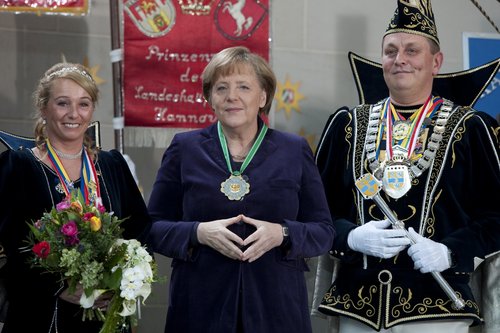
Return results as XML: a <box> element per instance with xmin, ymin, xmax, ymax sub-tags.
<box><xmin>220</xmin><ymin>174</ymin><xmax>250</xmax><ymax>201</ymax></box>
<box><xmin>393</xmin><ymin>121</ymin><xmax>411</xmax><ymax>141</ymax></box>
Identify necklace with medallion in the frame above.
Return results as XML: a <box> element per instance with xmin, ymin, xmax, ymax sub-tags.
<box><xmin>218</xmin><ymin>121</ymin><xmax>267</xmax><ymax>201</ymax></box>
<box><xmin>375</xmin><ymin>96</ymin><xmax>442</xmax><ymax>199</ymax></box>
<box><xmin>366</xmin><ymin>98</ymin><xmax>452</xmax><ymax>187</ymax></box>
<box><xmin>46</xmin><ymin>139</ymin><xmax>102</xmax><ymax>206</ymax></box>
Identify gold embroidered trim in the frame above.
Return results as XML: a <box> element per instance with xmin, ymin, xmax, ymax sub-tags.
<box><xmin>421</xmin><ymin>105</ymin><xmax>468</xmax><ymax>235</ymax></box>
<box><xmin>345</xmin><ymin>113</ymin><xmax>353</xmax><ymax>170</ymax></box>
<box><xmin>320</xmin><ymin>278</ymin><xmax>481</xmax><ymax>330</ymax></box>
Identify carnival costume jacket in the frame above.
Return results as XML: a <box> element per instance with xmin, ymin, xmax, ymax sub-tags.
<box><xmin>148</xmin><ymin>119</ymin><xmax>335</xmax><ymax>333</ymax></box>
<box><xmin>0</xmin><ymin>148</ymin><xmax>151</xmax><ymax>333</ymax></box>
<box><xmin>312</xmin><ymin>99</ymin><xmax>500</xmax><ymax>331</ymax></box>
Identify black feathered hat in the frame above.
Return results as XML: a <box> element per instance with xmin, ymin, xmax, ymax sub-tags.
<box><xmin>385</xmin><ymin>0</ymin><xmax>439</xmax><ymax>46</ymax></box>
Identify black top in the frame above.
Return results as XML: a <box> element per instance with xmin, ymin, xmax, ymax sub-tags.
<box><xmin>0</xmin><ymin>148</ymin><xmax>151</xmax><ymax>333</ymax></box>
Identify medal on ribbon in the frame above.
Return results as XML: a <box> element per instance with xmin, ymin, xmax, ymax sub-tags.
<box><xmin>218</xmin><ymin>121</ymin><xmax>268</xmax><ymax>201</ymax></box>
<box><xmin>392</xmin><ymin>120</ymin><xmax>411</xmax><ymax>140</ymax></box>
<box><xmin>220</xmin><ymin>174</ymin><xmax>250</xmax><ymax>201</ymax></box>
<box><xmin>379</xmin><ymin>96</ymin><xmax>437</xmax><ymax>199</ymax></box>
<box><xmin>46</xmin><ymin>139</ymin><xmax>101</xmax><ymax>205</ymax></box>
<box><xmin>382</xmin><ymin>163</ymin><xmax>412</xmax><ymax>199</ymax></box>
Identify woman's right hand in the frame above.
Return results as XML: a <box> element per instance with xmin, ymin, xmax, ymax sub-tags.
<box><xmin>197</xmin><ymin>215</ymin><xmax>245</xmax><ymax>260</ymax></box>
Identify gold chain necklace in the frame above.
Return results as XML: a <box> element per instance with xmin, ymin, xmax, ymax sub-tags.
<box><xmin>365</xmin><ymin>98</ymin><xmax>453</xmax><ymax>180</ymax></box>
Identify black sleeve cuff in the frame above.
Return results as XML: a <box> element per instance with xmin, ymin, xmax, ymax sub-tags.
<box><xmin>190</xmin><ymin>222</ymin><xmax>200</xmax><ymax>247</ymax></box>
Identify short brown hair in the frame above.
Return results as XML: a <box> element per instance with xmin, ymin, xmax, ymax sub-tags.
<box><xmin>202</xmin><ymin>46</ymin><xmax>276</xmax><ymax>115</ymax></box>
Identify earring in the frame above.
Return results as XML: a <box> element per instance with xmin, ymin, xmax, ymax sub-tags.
<box><xmin>42</xmin><ymin>118</ymin><xmax>46</xmax><ymax>125</ymax></box>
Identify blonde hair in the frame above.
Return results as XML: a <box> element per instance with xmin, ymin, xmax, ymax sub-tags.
<box><xmin>33</xmin><ymin>62</ymin><xmax>99</xmax><ymax>156</ymax></box>
<box><xmin>202</xmin><ymin>46</ymin><xmax>276</xmax><ymax>115</ymax></box>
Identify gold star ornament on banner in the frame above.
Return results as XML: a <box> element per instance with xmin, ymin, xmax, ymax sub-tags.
<box><xmin>275</xmin><ymin>75</ymin><xmax>305</xmax><ymax>120</ymax></box>
<box><xmin>60</xmin><ymin>54</ymin><xmax>106</xmax><ymax>86</ymax></box>
<box><xmin>83</xmin><ymin>57</ymin><xmax>105</xmax><ymax>85</ymax></box>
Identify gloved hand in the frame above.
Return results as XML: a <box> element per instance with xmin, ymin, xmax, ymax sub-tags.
<box><xmin>407</xmin><ymin>227</ymin><xmax>451</xmax><ymax>273</ymax></box>
<box><xmin>347</xmin><ymin>219</ymin><xmax>411</xmax><ymax>258</ymax></box>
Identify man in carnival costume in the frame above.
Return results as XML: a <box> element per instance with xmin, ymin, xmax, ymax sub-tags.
<box><xmin>312</xmin><ymin>0</ymin><xmax>500</xmax><ymax>332</ymax></box>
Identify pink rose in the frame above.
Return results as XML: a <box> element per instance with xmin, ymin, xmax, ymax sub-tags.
<box><xmin>56</xmin><ymin>200</ymin><xmax>71</xmax><ymax>212</ymax></box>
<box><xmin>83</xmin><ymin>212</ymin><xmax>94</xmax><ymax>221</ymax></box>
<box><xmin>97</xmin><ymin>204</ymin><xmax>106</xmax><ymax>214</ymax></box>
<box><xmin>61</xmin><ymin>221</ymin><xmax>78</xmax><ymax>237</ymax></box>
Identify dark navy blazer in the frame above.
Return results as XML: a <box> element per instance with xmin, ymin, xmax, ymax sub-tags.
<box><xmin>148</xmin><ymin>120</ymin><xmax>335</xmax><ymax>333</ymax></box>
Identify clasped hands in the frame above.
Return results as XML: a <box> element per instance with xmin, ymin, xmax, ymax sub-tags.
<box><xmin>348</xmin><ymin>220</ymin><xmax>451</xmax><ymax>273</ymax></box>
<box><xmin>197</xmin><ymin>214</ymin><xmax>283</xmax><ymax>262</ymax></box>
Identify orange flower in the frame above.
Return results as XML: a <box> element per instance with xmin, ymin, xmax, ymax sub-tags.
<box><xmin>89</xmin><ymin>216</ymin><xmax>102</xmax><ymax>231</ymax></box>
<box><xmin>70</xmin><ymin>200</ymin><xmax>83</xmax><ymax>213</ymax></box>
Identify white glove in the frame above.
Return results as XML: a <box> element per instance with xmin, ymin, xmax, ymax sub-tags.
<box><xmin>407</xmin><ymin>227</ymin><xmax>451</xmax><ymax>273</ymax></box>
<box><xmin>347</xmin><ymin>219</ymin><xmax>411</xmax><ymax>258</ymax></box>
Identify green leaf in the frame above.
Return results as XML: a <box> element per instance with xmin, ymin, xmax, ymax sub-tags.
<box><xmin>45</xmin><ymin>252</ymin><xmax>60</xmax><ymax>268</ymax></box>
<box><xmin>103</xmin><ymin>267</ymin><xmax>122</xmax><ymax>290</ymax></box>
<box><xmin>27</xmin><ymin>223</ymin><xmax>42</xmax><ymax>239</ymax></box>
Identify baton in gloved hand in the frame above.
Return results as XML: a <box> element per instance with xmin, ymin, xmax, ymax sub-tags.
<box><xmin>355</xmin><ymin>173</ymin><xmax>465</xmax><ymax>310</ymax></box>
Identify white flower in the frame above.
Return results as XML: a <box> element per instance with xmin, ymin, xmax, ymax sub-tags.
<box><xmin>112</xmin><ymin>239</ymin><xmax>155</xmax><ymax>317</ymax></box>
<box><xmin>80</xmin><ymin>289</ymin><xmax>107</xmax><ymax>309</ymax></box>
<box><xmin>120</xmin><ymin>266</ymin><xmax>152</xmax><ymax>299</ymax></box>
<box><xmin>119</xmin><ymin>299</ymin><xmax>138</xmax><ymax>317</ymax></box>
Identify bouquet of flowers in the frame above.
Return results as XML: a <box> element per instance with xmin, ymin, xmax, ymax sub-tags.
<box><xmin>26</xmin><ymin>191</ymin><xmax>157</xmax><ymax>333</ymax></box>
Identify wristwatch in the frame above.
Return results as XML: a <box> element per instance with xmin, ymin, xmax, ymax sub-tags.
<box><xmin>280</xmin><ymin>224</ymin><xmax>291</xmax><ymax>249</ymax></box>
<box><xmin>282</xmin><ymin>225</ymin><xmax>289</xmax><ymax>238</ymax></box>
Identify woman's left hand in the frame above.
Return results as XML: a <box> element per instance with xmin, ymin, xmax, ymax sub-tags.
<box><xmin>241</xmin><ymin>215</ymin><xmax>283</xmax><ymax>262</ymax></box>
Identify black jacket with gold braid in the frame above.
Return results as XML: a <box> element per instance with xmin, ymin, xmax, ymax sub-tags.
<box><xmin>315</xmin><ymin>99</ymin><xmax>500</xmax><ymax>330</ymax></box>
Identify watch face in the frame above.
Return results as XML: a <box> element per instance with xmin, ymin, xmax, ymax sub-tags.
<box><xmin>282</xmin><ymin>226</ymin><xmax>289</xmax><ymax>237</ymax></box>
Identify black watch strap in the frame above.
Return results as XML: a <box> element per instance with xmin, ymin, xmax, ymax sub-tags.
<box><xmin>281</xmin><ymin>224</ymin><xmax>290</xmax><ymax>247</ymax></box>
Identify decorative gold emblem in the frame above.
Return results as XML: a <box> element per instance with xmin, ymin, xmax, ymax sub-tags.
<box><xmin>393</xmin><ymin>121</ymin><xmax>410</xmax><ymax>140</ymax></box>
<box><xmin>383</xmin><ymin>164</ymin><xmax>411</xmax><ymax>199</ymax></box>
<box><xmin>220</xmin><ymin>174</ymin><xmax>250</xmax><ymax>200</ymax></box>
<box><xmin>275</xmin><ymin>75</ymin><xmax>305</xmax><ymax>120</ymax></box>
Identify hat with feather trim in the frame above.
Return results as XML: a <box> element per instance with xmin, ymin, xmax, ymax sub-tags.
<box><xmin>385</xmin><ymin>0</ymin><xmax>439</xmax><ymax>46</ymax></box>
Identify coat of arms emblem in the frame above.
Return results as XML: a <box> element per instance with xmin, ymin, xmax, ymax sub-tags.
<box><xmin>382</xmin><ymin>164</ymin><xmax>412</xmax><ymax>199</ymax></box>
<box><xmin>124</xmin><ymin>0</ymin><xmax>176</xmax><ymax>38</ymax></box>
<box><xmin>214</xmin><ymin>0</ymin><xmax>268</xmax><ymax>40</ymax></box>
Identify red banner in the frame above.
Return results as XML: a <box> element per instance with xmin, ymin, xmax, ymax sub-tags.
<box><xmin>0</xmin><ymin>0</ymin><xmax>89</xmax><ymax>15</ymax></box>
<box><xmin>123</xmin><ymin>0</ymin><xmax>270</xmax><ymax>129</ymax></box>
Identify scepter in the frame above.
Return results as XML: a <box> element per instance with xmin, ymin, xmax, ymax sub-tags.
<box><xmin>355</xmin><ymin>173</ymin><xmax>466</xmax><ymax>310</ymax></box>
